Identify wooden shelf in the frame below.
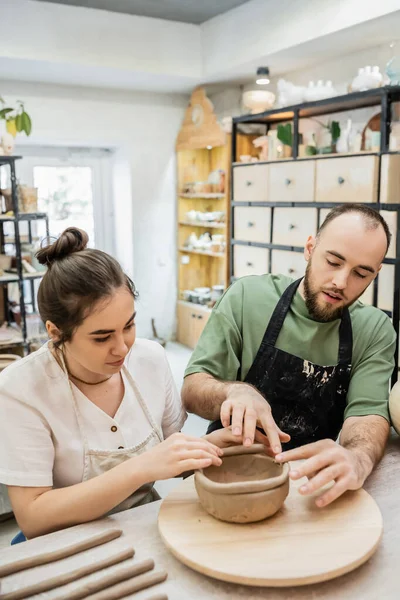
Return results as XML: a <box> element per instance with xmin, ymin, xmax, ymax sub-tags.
<box><xmin>0</xmin><ymin>272</ymin><xmax>46</xmax><ymax>285</ymax></box>
<box><xmin>233</xmin><ymin>85</ymin><xmax>400</xmax><ymax>124</ymax></box>
<box><xmin>233</xmin><ymin>151</ymin><xmax>379</xmax><ymax>167</ymax></box>
<box><xmin>179</xmin><ymin>193</ymin><xmax>225</xmax><ymax>199</ymax></box>
<box><xmin>179</xmin><ymin>247</ymin><xmax>225</xmax><ymax>258</ymax></box>
<box><xmin>179</xmin><ymin>221</ymin><xmax>226</xmax><ymax>229</ymax></box>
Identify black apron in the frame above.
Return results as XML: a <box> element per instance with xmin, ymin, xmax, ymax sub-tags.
<box><xmin>207</xmin><ymin>278</ymin><xmax>353</xmax><ymax>449</ymax></box>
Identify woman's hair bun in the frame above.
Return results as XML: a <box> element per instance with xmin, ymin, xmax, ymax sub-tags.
<box><xmin>36</xmin><ymin>227</ymin><xmax>89</xmax><ymax>266</ymax></box>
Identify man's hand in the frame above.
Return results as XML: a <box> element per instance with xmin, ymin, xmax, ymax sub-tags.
<box><xmin>204</xmin><ymin>425</ymin><xmax>272</xmax><ymax>453</ymax></box>
<box><xmin>276</xmin><ymin>439</ymin><xmax>367</xmax><ymax>508</ymax></box>
<box><xmin>221</xmin><ymin>383</ymin><xmax>290</xmax><ymax>453</ymax></box>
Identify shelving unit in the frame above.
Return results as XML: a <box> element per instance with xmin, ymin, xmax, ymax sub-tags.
<box><xmin>175</xmin><ymin>87</ymin><xmax>231</xmax><ymax>348</ymax></box>
<box><xmin>230</xmin><ymin>85</ymin><xmax>400</xmax><ymax>384</ymax></box>
<box><xmin>0</xmin><ymin>156</ymin><xmax>49</xmax><ymax>351</ymax></box>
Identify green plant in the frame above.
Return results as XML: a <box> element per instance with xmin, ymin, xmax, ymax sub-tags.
<box><xmin>0</xmin><ymin>97</ymin><xmax>32</xmax><ymax>136</ymax></box>
<box><xmin>277</xmin><ymin>123</ymin><xmax>292</xmax><ymax>147</ymax></box>
<box><xmin>313</xmin><ymin>118</ymin><xmax>341</xmax><ymax>145</ymax></box>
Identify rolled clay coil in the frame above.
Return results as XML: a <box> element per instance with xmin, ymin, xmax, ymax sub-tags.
<box><xmin>0</xmin><ymin>529</ymin><xmax>123</xmax><ymax>577</ymax></box>
<box><xmin>144</xmin><ymin>595</ymin><xmax>169</xmax><ymax>600</ymax></box>
<box><xmin>53</xmin><ymin>558</ymin><xmax>155</xmax><ymax>600</ymax></box>
<box><xmin>0</xmin><ymin>548</ymin><xmax>137</xmax><ymax>600</ymax></box>
<box><xmin>84</xmin><ymin>570</ymin><xmax>168</xmax><ymax>600</ymax></box>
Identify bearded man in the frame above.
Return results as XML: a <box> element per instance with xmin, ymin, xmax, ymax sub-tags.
<box><xmin>182</xmin><ymin>204</ymin><xmax>396</xmax><ymax>507</ymax></box>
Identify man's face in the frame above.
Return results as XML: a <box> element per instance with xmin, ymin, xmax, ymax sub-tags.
<box><xmin>303</xmin><ymin>213</ymin><xmax>387</xmax><ymax>322</ymax></box>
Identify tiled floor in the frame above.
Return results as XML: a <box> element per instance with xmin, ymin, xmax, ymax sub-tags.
<box><xmin>0</xmin><ymin>342</ymin><xmax>207</xmax><ymax>548</ymax></box>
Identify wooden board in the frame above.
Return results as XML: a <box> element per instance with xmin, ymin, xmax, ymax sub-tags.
<box><xmin>158</xmin><ymin>474</ymin><xmax>382</xmax><ymax>587</ymax></box>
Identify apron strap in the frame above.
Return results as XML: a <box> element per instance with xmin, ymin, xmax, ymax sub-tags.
<box><xmin>260</xmin><ymin>278</ymin><xmax>302</xmax><ymax>348</ymax></box>
<box><xmin>338</xmin><ymin>308</ymin><xmax>353</xmax><ymax>365</ymax></box>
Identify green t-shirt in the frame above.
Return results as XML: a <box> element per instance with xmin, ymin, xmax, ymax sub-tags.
<box><xmin>185</xmin><ymin>274</ymin><xmax>396</xmax><ymax>421</ymax></box>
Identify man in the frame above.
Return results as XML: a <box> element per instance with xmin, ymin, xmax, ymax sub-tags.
<box><xmin>182</xmin><ymin>204</ymin><xmax>396</xmax><ymax>508</ymax></box>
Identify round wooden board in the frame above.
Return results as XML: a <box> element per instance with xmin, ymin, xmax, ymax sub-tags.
<box><xmin>158</xmin><ymin>475</ymin><xmax>383</xmax><ymax>587</ymax></box>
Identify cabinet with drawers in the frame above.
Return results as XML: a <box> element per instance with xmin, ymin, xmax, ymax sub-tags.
<box><xmin>233</xmin><ymin>164</ymin><xmax>269</xmax><ymax>202</ymax></box>
<box><xmin>269</xmin><ymin>160</ymin><xmax>315</xmax><ymax>203</ymax></box>
<box><xmin>177</xmin><ymin>302</ymin><xmax>211</xmax><ymax>350</ymax></box>
<box><xmin>231</xmin><ymin>86</ymin><xmax>400</xmax><ymax>381</ymax></box>
<box><xmin>273</xmin><ymin>207</ymin><xmax>317</xmax><ymax>247</ymax></box>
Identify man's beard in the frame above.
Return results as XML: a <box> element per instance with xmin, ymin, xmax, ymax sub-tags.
<box><xmin>303</xmin><ymin>261</ymin><xmax>345</xmax><ymax>322</ymax></box>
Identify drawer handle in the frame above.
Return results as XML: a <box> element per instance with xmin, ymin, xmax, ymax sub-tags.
<box><xmin>246</xmin><ymin>180</ymin><xmax>253</xmax><ymax>186</ymax></box>
<box><xmin>288</xmin><ymin>268</ymin><xmax>295</xmax><ymax>274</ymax></box>
<box><xmin>247</xmin><ymin>221</ymin><xmax>255</xmax><ymax>227</ymax></box>
<box><xmin>289</xmin><ymin>224</ymin><xmax>296</xmax><ymax>230</ymax></box>
<box><xmin>338</xmin><ymin>176</ymin><xmax>345</xmax><ymax>185</ymax></box>
<box><xmin>197</xmin><ymin>315</ymin><xmax>203</xmax><ymax>320</ymax></box>
<box><xmin>191</xmin><ymin>313</ymin><xmax>196</xmax><ymax>318</ymax></box>
<box><xmin>246</xmin><ymin>261</ymin><xmax>254</xmax><ymax>267</ymax></box>
<box><xmin>285</xmin><ymin>178</ymin><xmax>292</xmax><ymax>186</ymax></box>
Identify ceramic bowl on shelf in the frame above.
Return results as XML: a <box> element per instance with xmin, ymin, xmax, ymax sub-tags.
<box><xmin>194</xmin><ymin>445</ymin><xmax>289</xmax><ymax>523</ymax></box>
<box><xmin>242</xmin><ymin>90</ymin><xmax>276</xmax><ymax>114</ymax></box>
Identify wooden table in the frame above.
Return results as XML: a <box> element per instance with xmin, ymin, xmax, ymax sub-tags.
<box><xmin>1</xmin><ymin>433</ymin><xmax>399</xmax><ymax>600</ymax></box>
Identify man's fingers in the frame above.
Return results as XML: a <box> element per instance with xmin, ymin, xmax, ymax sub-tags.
<box><xmin>276</xmin><ymin>440</ymin><xmax>322</xmax><ymax>463</ymax></box>
<box><xmin>278</xmin><ymin>427</ymin><xmax>291</xmax><ymax>442</ymax></box>
<box><xmin>243</xmin><ymin>408</ymin><xmax>257</xmax><ymax>447</ymax></box>
<box><xmin>298</xmin><ymin>464</ymin><xmax>342</xmax><ymax>495</ymax></box>
<box><xmin>314</xmin><ymin>477</ymin><xmax>349</xmax><ymax>507</ymax></box>
<box><xmin>254</xmin><ymin>429</ymin><xmax>271</xmax><ymax>447</ymax></box>
<box><xmin>231</xmin><ymin>404</ymin><xmax>246</xmax><ymax>436</ymax></box>
<box><xmin>288</xmin><ymin>453</ymin><xmax>333</xmax><ymax>480</ymax></box>
<box><xmin>260</xmin><ymin>413</ymin><xmax>282</xmax><ymax>454</ymax></box>
<box><xmin>220</xmin><ymin>400</ymin><xmax>233</xmax><ymax>428</ymax></box>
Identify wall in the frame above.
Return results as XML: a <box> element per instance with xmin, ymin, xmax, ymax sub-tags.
<box><xmin>0</xmin><ymin>79</ymin><xmax>188</xmax><ymax>340</ymax></box>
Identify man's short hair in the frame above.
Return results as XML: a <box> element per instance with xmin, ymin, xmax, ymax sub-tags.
<box><xmin>317</xmin><ymin>203</ymin><xmax>391</xmax><ymax>254</ymax></box>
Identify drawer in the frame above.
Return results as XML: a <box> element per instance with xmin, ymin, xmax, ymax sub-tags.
<box><xmin>234</xmin><ymin>207</ymin><xmax>271</xmax><ymax>243</ymax></box>
<box><xmin>233</xmin><ymin>245</ymin><xmax>269</xmax><ymax>278</ymax></box>
<box><xmin>271</xmin><ymin>250</ymin><xmax>306</xmax><ymax>279</ymax></box>
<box><xmin>269</xmin><ymin>160</ymin><xmax>315</xmax><ymax>203</ymax></box>
<box><xmin>380</xmin><ymin>210</ymin><xmax>397</xmax><ymax>259</ymax></box>
<box><xmin>233</xmin><ymin>165</ymin><xmax>269</xmax><ymax>202</ymax></box>
<box><xmin>273</xmin><ymin>208</ymin><xmax>317</xmax><ymax>247</ymax></box>
<box><xmin>377</xmin><ymin>264</ymin><xmax>394</xmax><ymax>312</ymax></box>
<box><xmin>380</xmin><ymin>154</ymin><xmax>400</xmax><ymax>204</ymax></box>
<box><xmin>315</xmin><ymin>156</ymin><xmax>378</xmax><ymax>204</ymax></box>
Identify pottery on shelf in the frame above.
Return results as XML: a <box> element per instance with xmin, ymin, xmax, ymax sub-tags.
<box><xmin>194</xmin><ymin>444</ymin><xmax>289</xmax><ymax>523</ymax></box>
<box><xmin>1</xmin><ymin>133</ymin><xmax>15</xmax><ymax>156</ymax></box>
<box><xmin>351</xmin><ymin>66</ymin><xmax>383</xmax><ymax>92</ymax></box>
<box><xmin>242</xmin><ymin>90</ymin><xmax>275</xmax><ymax>114</ymax></box>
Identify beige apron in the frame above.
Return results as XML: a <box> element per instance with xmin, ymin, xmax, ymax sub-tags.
<box><xmin>63</xmin><ymin>357</ymin><xmax>163</xmax><ymax>514</ymax></box>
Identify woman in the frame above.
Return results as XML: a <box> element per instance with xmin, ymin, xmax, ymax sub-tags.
<box><xmin>0</xmin><ymin>228</ymin><xmax>245</xmax><ymax>539</ymax></box>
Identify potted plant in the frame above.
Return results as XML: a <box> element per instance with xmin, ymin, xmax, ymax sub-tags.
<box><xmin>0</xmin><ymin>97</ymin><xmax>32</xmax><ymax>155</ymax></box>
<box><xmin>277</xmin><ymin>123</ymin><xmax>292</xmax><ymax>158</ymax></box>
<box><xmin>313</xmin><ymin>119</ymin><xmax>341</xmax><ymax>154</ymax></box>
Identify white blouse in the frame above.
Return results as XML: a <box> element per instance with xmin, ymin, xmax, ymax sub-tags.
<box><xmin>0</xmin><ymin>339</ymin><xmax>187</xmax><ymax>488</ymax></box>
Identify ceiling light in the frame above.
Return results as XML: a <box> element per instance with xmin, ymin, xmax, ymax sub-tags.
<box><xmin>256</xmin><ymin>66</ymin><xmax>270</xmax><ymax>85</ymax></box>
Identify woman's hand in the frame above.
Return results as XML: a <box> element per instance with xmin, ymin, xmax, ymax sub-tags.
<box><xmin>137</xmin><ymin>433</ymin><xmax>223</xmax><ymax>481</ymax></box>
<box><xmin>204</xmin><ymin>426</ymin><xmax>273</xmax><ymax>453</ymax></box>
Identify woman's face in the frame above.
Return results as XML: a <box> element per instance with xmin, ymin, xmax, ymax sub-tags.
<box><xmin>63</xmin><ymin>287</ymin><xmax>136</xmax><ymax>376</ymax></box>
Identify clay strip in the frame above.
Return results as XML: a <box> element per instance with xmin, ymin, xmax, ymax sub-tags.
<box><xmin>0</xmin><ymin>529</ymin><xmax>123</xmax><ymax>578</ymax></box>
<box><xmin>53</xmin><ymin>558</ymin><xmax>155</xmax><ymax>600</ymax></box>
<box><xmin>0</xmin><ymin>547</ymin><xmax>136</xmax><ymax>600</ymax></box>
<box><xmin>84</xmin><ymin>570</ymin><xmax>168</xmax><ymax>600</ymax></box>
<box><xmin>143</xmin><ymin>595</ymin><xmax>169</xmax><ymax>600</ymax></box>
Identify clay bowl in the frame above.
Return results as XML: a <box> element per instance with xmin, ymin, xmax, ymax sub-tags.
<box><xmin>194</xmin><ymin>444</ymin><xmax>289</xmax><ymax>524</ymax></box>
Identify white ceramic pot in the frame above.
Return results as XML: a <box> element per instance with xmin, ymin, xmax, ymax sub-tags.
<box><xmin>243</xmin><ymin>90</ymin><xmax>275</xmax><ymax>114</ymax></box>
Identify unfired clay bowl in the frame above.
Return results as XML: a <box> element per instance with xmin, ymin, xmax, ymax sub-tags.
<box><xmin>194</xmin><ymin>444</ymin><xmax>289</xmax><ymax>524</ymax></box>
